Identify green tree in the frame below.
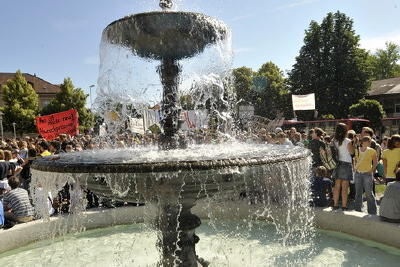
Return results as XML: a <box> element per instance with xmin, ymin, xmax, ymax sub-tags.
<box><xmin>41</xmin><ymin>78</ymin><xmax>94</xmax><ymax>130</ymax></box>
<box><xmin>1</xmin><ymin>70</ymin><xmax>39</xmax><ymax>134</ymax></box>
<box><xmin>253</xmin><ymin>61</ymin><xmax>291</xmax><ymax>119</ymax></box>
<box><xmin>349</xmin><ymin>99</ymin><xmax>385</xmax><ymax>130</ymax></box>
<box><xmin>288</xmin><ymin>11</ymin><xmax>371</xmax><ymax>120</ymax></box>
<box><xmin>321</xmin><ymin>114</ymin><xmax>335</xmax><ymax>119</ymax></box>
<box><xmin>232</xmin><ymin>67</ymin><xmax>254</xmax><ymax>103</ymax></box>
<box><xmin>369</xmin><ymin>42</ymin><xmax>400</xmax><ymax>80</ymax></box>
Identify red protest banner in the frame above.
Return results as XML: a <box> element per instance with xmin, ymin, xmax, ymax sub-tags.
<box><xmin>35</xmin><ymin>109</ymin><xmax>79</xmax><ymax>140</ymax></box>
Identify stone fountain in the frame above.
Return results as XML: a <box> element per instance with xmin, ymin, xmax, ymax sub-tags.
<box><xmin>32</xmin><ymin>1</ymin><xmax>311</xmax><ymax>266</ymax></box>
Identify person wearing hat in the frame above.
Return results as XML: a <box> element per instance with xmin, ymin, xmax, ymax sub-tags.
<box><xmin>274</xmin><ymin>127</ymin><xmax>283</xmax><ymax>134</ymax></box>
<box><xmin>0</xmin><ymin>180</ymin><xmax>11</xmax><ymax>193</ymax></box>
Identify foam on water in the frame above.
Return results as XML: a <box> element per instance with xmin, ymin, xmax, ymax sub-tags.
<box><xmin>34</xmin><ymin>143</ymin><xmax>307</xmax><ymax>164</ymax></box>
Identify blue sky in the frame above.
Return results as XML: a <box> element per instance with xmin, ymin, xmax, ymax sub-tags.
<box><xmin>1</xmin><ymin>0</ymin><xmax>400</xmax><ymax>99</ymax></box>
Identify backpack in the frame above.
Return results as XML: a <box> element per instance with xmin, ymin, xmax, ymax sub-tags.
<box><xmin>320</xmin><ymin>143</ymin><xmax>338</xmax><ymax>171</ymax></box>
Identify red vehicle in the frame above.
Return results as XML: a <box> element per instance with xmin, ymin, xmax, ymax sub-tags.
<box><xmin>282</xmin><ymin>118</ymin><xmax>369</xmax><ymax>134</ymax></box>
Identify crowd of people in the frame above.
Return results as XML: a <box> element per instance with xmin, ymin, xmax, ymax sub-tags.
<box><xmin>0</xmin><ymin>124</ymin><xmax>399</xmax><ymax>230</ymax></box>
<box><xmin>298</xmin><ymin>124</ymin><xmax>400</xmax><ymax>223</ymax></box>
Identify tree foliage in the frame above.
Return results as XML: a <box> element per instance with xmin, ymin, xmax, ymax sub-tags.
<box><xmin>1</xmin><ymin>70</ymin><xmax>39</xmax><ymax>133</ymax></box>
<box><xmin>232</xmin><ymin>62</ymin><xmax>291</xmax><ymax>119</ymax></box>
<box><xmin>288</xmin><ymin>11</ymin><xmax>371</xmax><ymax>120</ymax></box>
<box><xmin>349</xmin><ymin>99</ymin><xmax>386</xmax><ymax>130</ymax></box>
<box><xmin>232</xmin><ymin>67</ymin><xmax>254</xmax><ymax>104</ymax></box>
<box><xmin>369</xmin><ymin>42</ymin><xmax>400</xmax><ymax>80</ymax></box>
<box><xmin>41</xmin><ymin>78</ymin><xmax>94</xmax><ymax>130</ymax></box>
<box><xmin>253</xmin><ymin>62</ymin><xmax>291</xmax><ymax>118</ymax></box>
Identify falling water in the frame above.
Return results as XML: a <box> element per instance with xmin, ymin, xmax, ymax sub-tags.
<box><xmin>27</xmin><ymin>0</ymin><xmax>317</xmax><ymax>266</ymax></box>
<box><xmin>29</xmin><ymin>143</ymin><xmax>316</xmax><ymax>265</ymax></box>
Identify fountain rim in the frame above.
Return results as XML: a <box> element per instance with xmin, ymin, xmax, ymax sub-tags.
<box><xmin>31</xmin><ymin>151</ymin><xmax>311</xmax><ymax>174</ymax></box>
<box><xmin>104</xmin><ymin>10</ymin><xmax>228</xmax><ymax>32</ymax></box>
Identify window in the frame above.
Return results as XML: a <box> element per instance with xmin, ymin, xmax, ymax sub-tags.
<box><xmin>395</xmin><ymin>104</ymin><xmax>400</xmax><ymax>113</ymax></box>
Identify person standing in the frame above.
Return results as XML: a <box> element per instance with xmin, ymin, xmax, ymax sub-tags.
<box><xmin>382</xmin><ymin>135</ymin><xmax>400</xmax><ymax>184</ymax></box>
<box><xmin>354</xmin><ymin>136</ymin><xmax>378</xmax><ymax>214</ymax></box>
<box><xmin>307</xmin><ymin>128</ymin><xmax>325</xmax><ymax>169</ymax></box>
<box><xmin>361</xmin><ymin>127</ymin><xmax>381</xmax><ymax>161</ymax></box>
<box><xmin>332</xmin><ymin>123</ymin><xmax>355</xmax><ymax>210</ymax></box>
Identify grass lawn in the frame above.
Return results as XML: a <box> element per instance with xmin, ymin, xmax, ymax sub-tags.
<box><xmin>376</xmin><ymin>184</ymin><xmax>386</xmax><ymax>196</ymax></box>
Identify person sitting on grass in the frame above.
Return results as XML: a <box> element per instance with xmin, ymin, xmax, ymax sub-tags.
<box><xmin>3</xmin><ymin>176</ymin><xmax>35</xmax><ymax>224</ymax></box>
<box><xmin>379</xmin><ymin>168</ymin><xmax>400</xmax><ymax>223</ymax></box>
<box><xmin>310</xmin><ymin>166</ymin><xmax>333</xmax><ymax>207</ymax></box>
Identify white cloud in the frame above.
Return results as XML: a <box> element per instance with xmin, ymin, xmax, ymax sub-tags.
<box><xmin>360</xmin><ymin>31</ymin><xmax>400</xmax><ymax>52</ymax></box>
<box><xmin>233</xmin><ymin>47</ymin><xmax>253</xmax><ymax>54</ymax></box>
<box><xmin>83</xmin><ymin>56</ymin><xmax>100</xmax><ymax>65</ymax></box>
<box><xmin>229</xmin><ymin>14</ymin><xmax>253</xmax><ymax>22</ymax></box>
<box><xmin>275</xmin><ymin>0</ymin><xmax>321</xmax><ymax>10</ymax></box>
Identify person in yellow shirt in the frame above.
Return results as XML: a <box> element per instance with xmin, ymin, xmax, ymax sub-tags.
<box><xmin>38</xmin><ymin>141</ymin><xmax>52</xmax><ymax>157</ymax></box>
<box><xmin>382</xmin><ymin>135</ymin><xmax>400</xmax><ymax>184</ymax></box>
<box><xmin>354</xmin><ymin>136</ymin><xmax>377</xmax><ymax>214</ymax></box>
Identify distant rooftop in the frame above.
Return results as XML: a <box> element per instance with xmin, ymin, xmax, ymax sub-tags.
<box><xmin>0</xmin><ymin>72</ymin><xmax>60</xmax><ymax>94</ymax></box>
<box><xmin>368</xmin><ymin>77</ymin><xmax>400</xmax><ymax>96</ymax></box>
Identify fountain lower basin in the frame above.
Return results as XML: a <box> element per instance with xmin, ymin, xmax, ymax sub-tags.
<box><xmin>1</xmin><ymin>220</ymin><xmax>400</xmax><ymax>266</ymax></box>
<box><xmin>31</xmin><ymin>143</ymin><xmax>311</xmax><ymax>266</ymax></box>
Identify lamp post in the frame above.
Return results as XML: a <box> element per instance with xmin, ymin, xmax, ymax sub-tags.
<box><xmin>0</xmin><ymin>111</ymin><xmax>3</xmax><ymax>141</ymax></box>
<box><xmin>89</xmin><ymin>85</ymin><xmax>95</xmax><ymax>108</ymax></box>
<box><xmin>12</xmin><ymin>122</ymin><xmax>16</xmax><ymax>140</ymax></box>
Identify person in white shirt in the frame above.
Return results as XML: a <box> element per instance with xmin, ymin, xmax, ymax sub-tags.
<box><xmin>332</xmin><ymin>123</ymin><xmax>355</xmax><ymax>211</ymax></box>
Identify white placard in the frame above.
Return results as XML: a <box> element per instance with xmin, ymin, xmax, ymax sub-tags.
<box><xmin>292</xmin><ymin>93</ymin><xmax>315</xmax><ymax>111</ymax></box>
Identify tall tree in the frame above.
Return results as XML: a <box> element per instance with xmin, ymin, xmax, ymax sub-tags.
<box><xmin>369</xmin><ymin>42</ymin><xmax>400</xmax><ymax>80</ymax></box>
<box><xmin>1</xmin><ymin>70</ymin><xmax>39</xmax><ymax>134</ymax></box>
<box><xmin>288</xmin><ymin>11</ymin><xmax>371</xmax><ymax>120</ymax></box>
<box><xmin>41</xmin><ymin>78</ymin><xmax>94</xmax><ymax>130</ymax></box>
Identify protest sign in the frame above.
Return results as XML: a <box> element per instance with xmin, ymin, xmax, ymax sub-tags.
<box><xmin>36</xmin><ymin>109</ymin><xmax>79</xmax><ymax>140</ymax></box>
<box><xmin>292</xmin><ymin>93</ymin><xmax>316</xmax><ymax>111</ymax></box>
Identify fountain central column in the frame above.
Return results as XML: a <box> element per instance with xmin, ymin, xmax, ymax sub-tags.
<box><xmin>157</xmin><ymin>58</ymin><xmax>182</xmax><ymax>150</ymax></box>
<box><xmin>152</xmin><ymin>181</ymin><xmax>207</xmax><ymax>267</ymax></box>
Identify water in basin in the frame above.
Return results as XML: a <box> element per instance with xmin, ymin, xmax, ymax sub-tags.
<box><xmin>1</xmin><ymin>222</ymin><xmax>399</xmax><ymax>266</ymax></box>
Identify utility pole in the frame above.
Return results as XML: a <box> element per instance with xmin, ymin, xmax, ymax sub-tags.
<box><xmin>0</xmin><ymin>111</ymin><xmax>3</xmax><ymax>141</ymax></box>
<box><xmin>12</xmin><ymin>122</ymin><xmax>16</xmax><ymax>139</ymax></box>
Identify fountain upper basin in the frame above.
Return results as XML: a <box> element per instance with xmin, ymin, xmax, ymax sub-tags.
<box><xmin>103</xmin><ymin>11</ymin><xmax>229</xmax><ymax>60</ymax></box>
